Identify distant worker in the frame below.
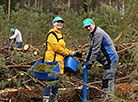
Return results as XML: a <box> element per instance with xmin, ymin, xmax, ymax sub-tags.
<box><xmin>43</xmin><ymin>16</ymin><xmax>82</xmax><ymax>102</ymax></box>
<box><xmin>82</xmin><ymin>18</ymin><xmax>119</xmax><ymax>99</ymax></box>
<box><xmin>8</xmin><ymin>28</ymin><xmax>22</xmax><ymax>48</ymax></box>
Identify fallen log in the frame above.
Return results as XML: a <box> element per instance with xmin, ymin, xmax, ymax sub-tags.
<box><xmin>0</xmin><ymin>46</ymin><xmax>23</xmax><ymax>51</ymax></box>
<box><xmin>7</xmin><ymin>65</ymin><xmax>32</xmax><ymax>68</ymax></box>
<box><xmin>30</xmin><ymin>45</ymin><xmax>40</xmax><ymax>52</ymax></box>
<box><xmin>33</xmin><ymin>50</ymin><xmax>38</xmax><ymax>55</ymax></box>
<box><xmin>23</xmin><ymin>44</ymin><xmax>30</xmax><ymax>51</ymax></box>
<box><xmin>5</xmin><ymin>57</ymin><xmax>43</xmax><ymax>69</ymax></box>
<box><xmin>23</xmin><ymin>44</ymin><xmax>40</xmax><ymax>55</ymax></box>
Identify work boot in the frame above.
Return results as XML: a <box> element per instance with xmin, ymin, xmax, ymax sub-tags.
<box><xmin>101</xmin><ymin>92</ymin><xmax>107</xmax><ymax>99</ymax></box>
<box><xmin>101</xmin><ymin>88</ymin><xmax>109</xmax><ymax>99</ymax></box>
<box><xmin>51</xmin><ymin>94</ymin><xmax>58</xmax><ymax>102</ymax></box>
<box><xmin>43</xmin><ymin>96</ymin><xmax>49</xmax><ymax>102</ymax></box>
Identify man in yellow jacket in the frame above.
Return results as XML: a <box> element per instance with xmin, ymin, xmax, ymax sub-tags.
<box><xmin>43</xmin><ymin>16</ymin><xmax>82</xmax><ymax>102</ymax></box>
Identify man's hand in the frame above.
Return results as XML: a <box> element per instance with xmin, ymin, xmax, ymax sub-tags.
<box><xmin>75</xmin><ymin>52</ymin><xmax>82</xmax><ymax>58</ymax></box>
<box><xmin>72</xmin><ymin>51</ymin><xmax>76</xmax><ymax>56</ymax></box>
<box><xmin>66</xmin><ymin>53</ymin><xmax>69</xmax><ymax>56</ymax></box>
<box><xmin>86</xmin><ymin>64</ymin><xmax>92</xmax><ymax>69</ymax></box>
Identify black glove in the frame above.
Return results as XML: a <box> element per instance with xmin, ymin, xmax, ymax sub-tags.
<box><xmin>75</xmin><ymin>52</ymin><xmax>82</xmax><ymax>58</ymax></box>
<box><xmin>86</xmin><ymin>64</ymin><xmax>92</xmax><ymax>69</ymax></box>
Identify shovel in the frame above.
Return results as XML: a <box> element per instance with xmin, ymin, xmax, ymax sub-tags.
<box><xmin>83</xmin><ymin>63</ymin><xmax>87</xmax><ymax>102</ymax></box>
<box><xmin>78</xmin><ymin>63</ymin><xmax>88</xmax><ymax>102</ymax></box>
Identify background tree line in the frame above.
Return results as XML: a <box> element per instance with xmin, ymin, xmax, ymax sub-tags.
<box><xmin>0</xmin><ymin>0</ymin><xmax>134</xmax><ymax>14</ymax></box>
<box><xmin>0</xmin><ymin>0</ymin><xmax>137</xmax><ymax>46</ymax></box>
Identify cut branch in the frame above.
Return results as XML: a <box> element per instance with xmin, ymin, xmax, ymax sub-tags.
<box><xmin>7</xmin><ymin>65</ymin><xmax>32</xmax><ymax>68</ymax></box>
<box><xmin>27</xmin><ymin>57</ymin><xmax>42</xmax><ymax>65</ymax></box>
<box><xmin>117</xmin><ymin>44</ymin><xmax>135</xmax><ymax>53</ymax></box>
<box><xmin>30</xmin><ymin>45</ymin><xmax>40</xmax><ymax>52</ymax></box>
<box><xmin>64</xmin><ymin>32</ymin><xmax>78</xmax><ymax>50</ymax></box>
<box><xmin>0</xmin><ymin>87</ymin><xmax>23</xmax><ymax>94</ymax></box>
<box><xmin>113</xmin><ymin>24</ymin><xmax>131</xmax><ymax>43</ymax></box>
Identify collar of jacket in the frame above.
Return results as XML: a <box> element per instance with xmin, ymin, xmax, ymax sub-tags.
<box><xmin>49</xmin><ymin>28</ymin><xmax>61</xmax><ymax>34</ymax></box>
<box><xmin>89</xmin><ymin>26</ymin><xmax>97</xmax><ymax>37</ymax></box>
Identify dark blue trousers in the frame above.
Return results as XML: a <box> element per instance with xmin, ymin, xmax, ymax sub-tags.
<box><xmin>43</xmin><ymin>84</ymin><xmax>58</xmax><ymax>96</ymax></box>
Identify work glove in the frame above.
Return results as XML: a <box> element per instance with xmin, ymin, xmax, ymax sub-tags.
<box><xmin>72</xmin><ymin>51</ymin><xmax>76</xmax><ymax>56</ymax></box>
<box><xmin>86</xmin><ymin>64</ymin><xmax>92</xmax><ymax>69</ymax></box>
<box><xmin>75</xmin><ymin>52</ymin><xmax>82</xmax><ymax>58</ymax></box>
<box><xmin>72</xmin><ymin>51</ymin><xmax>82</xmax><ymax>58</ymax></box>
<box><xmin>66</xmin><ymin>53</ymin><xmax>69</xmax><ymax>56</ymax></box>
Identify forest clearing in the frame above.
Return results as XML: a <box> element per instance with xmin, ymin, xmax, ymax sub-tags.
<box><xmin>0</xmin><ymin>0</ymin><xmax>138</xmax><ymax>102</ymax></box>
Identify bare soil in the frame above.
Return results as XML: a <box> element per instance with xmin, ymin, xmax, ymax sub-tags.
<box><xmin>0</xmin><ymin>83</ymin><xmax>137</xmax><ymax>102</ymax></box>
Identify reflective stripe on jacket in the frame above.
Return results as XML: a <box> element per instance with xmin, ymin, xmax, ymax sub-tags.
<box><xmin>85</xmin><ymin>26</ymin><xmax>119</xmax><ymax>66</ymax></box>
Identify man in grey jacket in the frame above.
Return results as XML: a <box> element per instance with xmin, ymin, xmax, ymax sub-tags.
<box><xmin>82</xmin><ymin>18</ymin><xmax>119</xmax><ymax>99</ymax></box>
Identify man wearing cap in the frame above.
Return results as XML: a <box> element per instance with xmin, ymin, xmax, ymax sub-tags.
<box><xmin>43</xmin><ymin>16</ymin><xmax>82</xmax><ymax>102</ymax></box>
<box><xmin>82</xmin><ymin>18</ymin><xmax>119</xmax><ymax>99</ymax></box>
<box><xmin>9</xmin><ymin>28</ymin><xmax>22</xmax><ymax>48</ymax></box>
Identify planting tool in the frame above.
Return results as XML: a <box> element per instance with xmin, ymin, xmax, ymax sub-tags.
<box><xmin>83</xmin><ymin>63</ymin><xmax>87</xmax><ymax>102</ymax></box>
<box><xmin>77</xmin><ymin>63</ymin><xmax>88</xmax><ymax>102</ymax></box>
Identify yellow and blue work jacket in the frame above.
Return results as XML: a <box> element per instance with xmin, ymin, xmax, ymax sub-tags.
<box><xmin>44</xmin><ymin>29</ymin><xmax>73</xmax><ymax>74</ymax></box>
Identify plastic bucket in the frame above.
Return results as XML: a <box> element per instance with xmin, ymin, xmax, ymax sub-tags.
<box><xmin>31</xmin><ymin>60</ymin><xmax>60</xmax><ymax>80</ymax></box>
<box><xmin>64</xmin><ymin>56</ymin><xmax>79</xmax><ymax>71</ymax></box>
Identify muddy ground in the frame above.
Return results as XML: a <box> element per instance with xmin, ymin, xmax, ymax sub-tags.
<box><xmin>0</xmin><ymin>66</ymin><xmax>138</xmax><ymax>102</ymax></box>
<box><xmin>0</xmin><ymin>83</ymin><xmax>138</xmax><ymax>102</ymax></box>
